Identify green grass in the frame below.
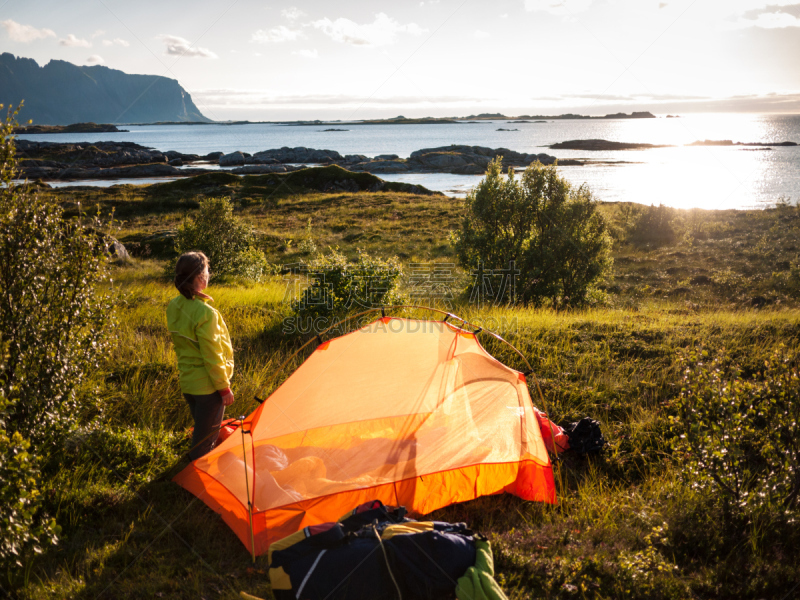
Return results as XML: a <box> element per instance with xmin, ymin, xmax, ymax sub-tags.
<box><xmin>16</xmin><ymin>177</ymin><xmax>800</xmax><ymax>599</ymax></box>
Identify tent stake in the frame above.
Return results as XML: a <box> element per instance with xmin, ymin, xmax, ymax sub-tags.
<box><xmin>239</xmin><ymin>416</ymin><xmax>256</xmax><ymax>563</ymax></box>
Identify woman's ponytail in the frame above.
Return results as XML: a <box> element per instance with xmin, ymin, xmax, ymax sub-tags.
<box><xmin>174</xmin><ymin>252</ymin><xmax>209</xmax><ymax>299</ymax></box>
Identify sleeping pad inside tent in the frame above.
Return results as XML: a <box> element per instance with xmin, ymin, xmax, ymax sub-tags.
<box><xmin>173</xmin><ymin>317</ymin><xmax>556</xmax><ymax>555</ymax></box>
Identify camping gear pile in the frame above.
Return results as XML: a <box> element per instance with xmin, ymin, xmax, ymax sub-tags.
<box><xmin>267</xmin><ymin>499</ymin><xmax>507</xmax><ymax>600</ymax></box>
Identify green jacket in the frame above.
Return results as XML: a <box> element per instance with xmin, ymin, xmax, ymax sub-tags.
<box><xmin>167</xmin><ymin>294</ymin><xmax>234</xmax><ymax>396</ymax></box>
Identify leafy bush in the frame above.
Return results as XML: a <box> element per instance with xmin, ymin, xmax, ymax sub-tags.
<box><xmin>1</xmin><ymin>105</ymin><xmax>108</xmax><ymax>577</ymax></box>
<box><xmin>292</xmin><ymin>248</ymin><xmax>404</xmax><ymax>321</ymax></box>
<box><xmin>0</xmin><ymin>109</ymin><xmax>111</xmax><ymax>446</ymax></box>
<box><xmin>452</xmin><ymin>158</ymin><xmax>612</xmax><ymax>308</ymax></box>
<box><xmin>670</xmin><ymin>347</ymin><xmax>800</xmax><ymax>517</ymax></box>
<box><xmin>628</xmin><ymin>204</ymin><xmax>677</xmax><ymax>247</ymax></box>
<box><xmin>174</xmin><ymin>196</ymin><xmax>269</xmax><ymax>281</ymax></box>
<box><xmin>0</xmin><ymin>352</ymin><xmax>59</xmax><ymax>573</ymax></box>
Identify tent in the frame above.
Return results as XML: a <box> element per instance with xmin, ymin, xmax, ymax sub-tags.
<box><xmin>174</xmin><ymin>315</ymin><xmax>556</xmax><ymax>556</ymax></box>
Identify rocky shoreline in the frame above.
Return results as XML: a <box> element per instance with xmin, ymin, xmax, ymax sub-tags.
<box><xmin>14</xmin><ymin>140</ymin><xmax>584</xmax><ymax>182</ymax></box>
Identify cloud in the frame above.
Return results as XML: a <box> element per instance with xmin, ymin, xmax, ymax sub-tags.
<box><xmin>59</xmin><ymin>34</ymin><xmax>91</xmax><ymax>47</ymax></box>
<box><xmin>524</xmin><ymin>0</ymin><xmax>594</xmax><ymax>15</ymax></box>
<box><xmin>91</xmin><ymin>29</ymin><xmax>105</xmax><ymax>38</ymax></box>
<box><xmin>658</xmin><ymin>2</ymin><xmax>668</xmax><ymax>7</ymax></box>
<box><xmin>281</xmin><ymin>7</ymin><xmax>307</xmax><ymax>20</ymax></box>
<box><xmin>102</xmin><ymin>37</ymin><xmax>130</xmax><ymax>47</ymax></box>
<box><xmin>474</xmin><ymin>30</ymin><xmax>490</xmax><ymax>38</ymax></box>
<box><xmin>251</xmin><ymin>25</ymin><xmax>305</xmax><ymax>43</ymax></box>
<box><xmin>158</xmin><ymin>34</ymin><xmax>218</xmax><ymax>58</ymax></box>
<box><xmin>1</xmin><ymin>19</ymin><xmax>56</xmax><ymax>42</ymax></box>
<box><xmin>311</xmin><ymin>13</ymin><xmax>426</xmax><ymax>46</ymax></box>
<box><xmin>737</xmin><ymin>3</ymin><xmax>800</xmax><ymax>26</ymax></box>
<box><xmin>292</xmin><ymin>48</ymin><xmax>319</xmax><ymax>58</ymax></box>
<box><xmin>85</xmin><ymin>55</ymin><xmax>104</xmax><ymax>65</ymax></box>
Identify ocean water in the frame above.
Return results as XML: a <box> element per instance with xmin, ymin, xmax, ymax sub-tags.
<box><xmin>17</xmin><ymin>114</ymin><xmax>800</xmax><ymax>209</ymax></box>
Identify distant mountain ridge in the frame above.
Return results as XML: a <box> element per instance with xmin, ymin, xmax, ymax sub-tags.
<box><xmin>0</xmin><ymin>53</ymin><xmax>211</xmax><ymax>125</ymax></box>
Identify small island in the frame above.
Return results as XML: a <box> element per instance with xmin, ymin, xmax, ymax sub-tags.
<box><xmin>13</xmin><ymin>122</ymin><xmax>128</xmax><ymax>134</ymax></box>
<box><xmin>549</xmin><ymin>139</ymin><xmax>672</xmax><ymax>150</ymax></box>
<box><xmin>688</xmin><ymin>139</ymin><xmax>797</xmax><ymax>147</ymax></box>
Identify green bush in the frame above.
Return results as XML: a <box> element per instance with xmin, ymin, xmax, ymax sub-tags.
<box><xmin>0</xmin><ymin>105</ymin><xmax>109</xmax><ymax>578</ymax></box>
<box><xmin>0</xmin><ymin>354</ymin><xmax>58</xmax><ymax>574</ymax></box>
<box><xmin>174</xmin><ymin>196</ymin><xmax>269</xmax><ymax>281</ymax></box>
<box><xmin>628</xmin><ymin>204</ymin><xmax>677</xmax><ymax>247</ymax></box>
<box><xmin>292</xmin><ymin>248</ymin><xmax>404</xmax><ymax>322</ymax></box>
<box><xmin>452</xmin><ymin>158</ymin><xmax>612</xmax><ymax>308</ymax></box>
<box><xmin>670</xmin><ymin>347</ymin><xmax>800</xmax><ymax>517</ymax></box>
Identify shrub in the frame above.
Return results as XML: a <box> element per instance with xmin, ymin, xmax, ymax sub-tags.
<box><xmin>174</xmin><ymin>196</ymin><xmax>269</xmax><ymax>281</ymax></box>
<box><xmin>0</xmin><ymin>349</ymin><xmax>59</xmax><ymax>573</ymax></box>
<box><xmin>452</xmin><ymin>158</ymin><xmax>612</xmax><ymax>309</ymax></box>
<box><xmin>1</xmin><ymin>105</ymin><xmax>108</xmax><ymax>577</ymax></box>
<box><xmin>670</xmin><ymin>347</ymin><xmax>800</xmax><ymax>518</ymax></box>
<box><xmin>291</xmin><ymin>248</ymin><xmax>404</xmax><ymax>323</ymax></box>
<box><xmin>628</xmin><ymin>204</ymin><xmax>677</xmax><ymax>247</ymax></box>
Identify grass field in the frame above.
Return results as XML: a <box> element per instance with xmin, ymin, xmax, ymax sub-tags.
<box><xmin>13</xmin><ymin>171</ymin><xmax>800</xmax><ymax>599</ymax></box>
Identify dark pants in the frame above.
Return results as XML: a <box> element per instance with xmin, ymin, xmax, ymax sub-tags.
<box><xmin>185</xmin><ymin>391</ymin><xmax>225</xmax><ymax>460</ymax></box>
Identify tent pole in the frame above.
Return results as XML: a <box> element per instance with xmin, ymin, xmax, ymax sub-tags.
<box><xmin>239</xmin><ymin>416</ymin><xmax>256</xmax><ymax>563</ymax></box>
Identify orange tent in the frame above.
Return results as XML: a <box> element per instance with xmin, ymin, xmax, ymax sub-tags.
<box><xmin>174</xmin><ymin>317</ymin><xmax>556</xmax><ymax>555</ymax></box>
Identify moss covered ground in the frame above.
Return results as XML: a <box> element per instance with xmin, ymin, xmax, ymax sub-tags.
<box><xmin>14</xmin><ymin>172</ymin><xmax>800</xmax><ymax>599</ymax></box>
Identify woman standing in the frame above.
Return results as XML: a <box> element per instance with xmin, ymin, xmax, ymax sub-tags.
<box><xmin>167</xmin><ymin>252</ymin><xmax>235</xmax><ymax>460</ymax></box>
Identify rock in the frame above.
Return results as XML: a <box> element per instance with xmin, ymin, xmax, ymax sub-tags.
<box><xmin>344</xmin><ymin>154</ymin><xmax>368</xmax><ymax>163</ymax></box>
<box><xmin>219</xmin><ymin>151</ymin><xmax>246</xmax><ymax>166</ymax></box>
<box><xmin>452</xmin><ymin>164</ymin><xmax>486</xmax><ymax>175</ymax></box>
<box><xmin>244</xmin><ymin>156</ymin><xmax>279</xmax><ymax>165</ymax></box>
<box><xmin>252</xmin><ymin>146</ymin><xmax>344</xmax><ymax>164</ymax></box>
<box><xmin>375</xmin><ymin>154</ymin><xmax>399</xmax><ymax>160</ymax></box>
<box><xmin>169</xmin><ymin>158</ymin><xmax>183</xmax><ymax>166</ymax></box>
<box><xmin>351</xmin><ymin>161</ymin><xmax>409</xmax><ymax>174</ymax></box>
<box><xmin>231</xmin><ymin>165</ymin><xmax>288</xmax><ymax>174</ymax></box>
<box><xmin>415</xmin><ymin>152</ymin><xmax>468</xmax><ymax>168</ymax></box>
<box><xmin>402</xmin><ymin>145</ymin><xmax>558</xmax><ymax>173</ymax></box>
<box><xmin>205</xmin><ymin>151</ymin><xmax>224</xmax><ymax>160</ymax></box>
<box><xmin>109</xmin><ymin>238</ymin><xmax>131</xmax><ymax>263</ymax></box>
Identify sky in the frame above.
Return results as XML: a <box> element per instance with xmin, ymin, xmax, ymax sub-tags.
<box><xmin>2</xmin><ymin>0</ymin><xmax>800</xmax><ymax>120</ymax></box>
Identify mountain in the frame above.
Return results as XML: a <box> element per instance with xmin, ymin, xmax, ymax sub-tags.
<box><xmin>0</xmin><ymin>53</ymin><xmax>211</xmax><ymax>125</ymax></box>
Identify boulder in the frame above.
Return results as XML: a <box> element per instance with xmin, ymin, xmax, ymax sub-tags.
<box><xmin>344</xmin><ymin>154</ymin><xmax>368</xmax><ymax>163</ymax></box>
<box><xmin>375</xmin><ymin>154</ymin><xmax>399</xmax><ymax>160</ymax></box>
<box><xmin>109</xmin><ymin>238</ymin><xmax>131</xmax><ymax>263</ymax></box>
<box><xmin>252</xmin><ymin>146</ymin><xmax>344</xmax><ymax>164</ymax></box>
<box><xmin>219</xmin><ymin>151</ymin><xmax>246</xmax><ymax>166</ymax></box>
<box><xmin>169</xmin><ymin>158</ymin><xmax>183</xmax><ymax>167</ymax></box>
<box><xmin>231</xmin><ymin>165</ymin><xmax>288</xmax><ymax>174</ymax></box>
<box><xmin>414</xmin><ymin>152</ymin><xmax>468</xmax><ymax>169</ymax></box>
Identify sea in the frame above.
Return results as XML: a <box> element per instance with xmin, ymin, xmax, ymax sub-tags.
<box><xmin>16</xmin><ymin>113</ymin><xmax>800</xmax><ymax>210</ymax></box>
